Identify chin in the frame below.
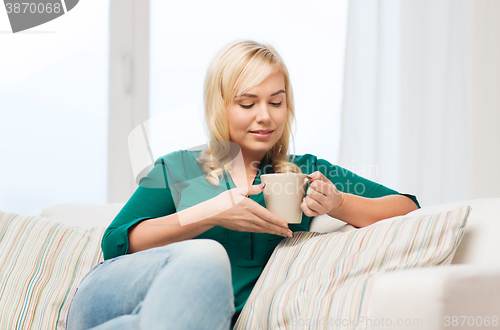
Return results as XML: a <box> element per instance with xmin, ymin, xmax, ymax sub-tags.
<box><xmin>239</xmin><ymin>135</ymin><xmax>281</xmax><ymax>155</ymax></box>
<box><xmin>241</xmin><ymin>144</ymin><xmax>271</xmax><ymax>155</ymax></box>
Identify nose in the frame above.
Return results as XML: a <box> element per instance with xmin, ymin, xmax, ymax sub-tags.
<box><xmin>255</xmin><ymin>102</ymin><xmax>271</xmax><ymax>123</ymax></box>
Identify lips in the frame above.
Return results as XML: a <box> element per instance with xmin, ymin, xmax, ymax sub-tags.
<box><xmin>249</xmin><ymin>129</ymin><xmax>274</xmax><ymax>134</ymax></box>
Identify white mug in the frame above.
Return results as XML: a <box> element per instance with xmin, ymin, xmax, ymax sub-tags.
<box><xmin>260</xmin><ymin>173</ymin><xmax>309</xmax><ymax>224</ymax></box>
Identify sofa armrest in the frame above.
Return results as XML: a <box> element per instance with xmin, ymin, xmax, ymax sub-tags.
<box><xmin>365</xmin><ymin>264</ymin><xmax>500</xmax><ymax>329</ymax></box>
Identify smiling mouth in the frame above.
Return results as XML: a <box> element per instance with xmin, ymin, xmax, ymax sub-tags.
<box><xmin>249</xmin><ymin>130</ymin><xmax>274</xmax><ymax>134</ymax></box>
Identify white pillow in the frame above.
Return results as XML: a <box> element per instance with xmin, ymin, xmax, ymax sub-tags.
<box><xmin>234</xmin><ymin>205</ymin><xmax>471</xmax><ymax>329</ymax></box>
<box><xmin>408</xmin><ymin>198</ymin><xmax>500</xmax><ymax>264</ymax></box>
<box><xmin>0</xmin><ymin>210</ymin><xmax>105</xmax><ymax>330</ymax></box>
<box><xmin>308</xmin><ymin>213</ymin><xmax>349</xmax><ymax>233</ymax></box>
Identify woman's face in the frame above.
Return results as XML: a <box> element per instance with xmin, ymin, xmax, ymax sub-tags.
<box><xmin>228</xmin><ymin>71</ymin><xmax>287</xmax><ymax>162</ymax></box>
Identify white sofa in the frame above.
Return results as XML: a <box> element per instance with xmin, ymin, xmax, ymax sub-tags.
<box><xmin>363</xmin><ymin>199</ymin><xmax>500</xmax><ymax>330</ymax></box>
<box><xmin>37</xmin><ymin>198</ymin><xmax>500</xmax><ymax>329</ymax></box>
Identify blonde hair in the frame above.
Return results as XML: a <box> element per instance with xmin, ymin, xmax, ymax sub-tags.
<box><xmin>197</xmin><ymin>39</ymin><xmax>301</xmax><ymax>187</ymax></box>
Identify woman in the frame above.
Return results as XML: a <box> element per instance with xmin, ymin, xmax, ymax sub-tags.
<box><xmin>66</xmin><ymin>40</ymin><xmax>420</xmax><ymax>330</ymax></box>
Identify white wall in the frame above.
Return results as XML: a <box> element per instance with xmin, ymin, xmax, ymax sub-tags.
<box><xmin>148</xmin><ymin>0</ymin><xmax>348</xmax><ymax>165</ymax></box>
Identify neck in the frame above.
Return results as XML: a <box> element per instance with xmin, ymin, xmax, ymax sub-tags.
<box><xmin>242</xmin><ymin>149</ymin><xmax>267</xmax><ymax>172</ymax></box>
<box><xmin>229</xmin><ymin>149</ymin><xmax>267</xmax><ymax>186</ymax></box>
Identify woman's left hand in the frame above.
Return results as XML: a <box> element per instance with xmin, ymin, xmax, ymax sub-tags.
<box><xmin>301</xmin><ymin>171</ymin><xmax>344</xmax><ymax>217</ymax></box>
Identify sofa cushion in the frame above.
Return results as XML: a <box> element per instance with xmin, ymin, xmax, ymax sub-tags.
<box><xmin>407</xmin><ymin>198</ymin><xmax>500</xmax><ymax>264</ymax></box>
<box><xmin>234</xmin><ymin>205</ymin><xmax>471</xmax><ymax>329</ymax></box>
<box><xmin>0</xmin><ymin>210</ymin><xmax>105</xmax><ymax>330</ymax></box>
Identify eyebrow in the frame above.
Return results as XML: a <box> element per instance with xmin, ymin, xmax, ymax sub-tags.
<box><xmin>235</xmin><ymin>89</ymin><xmax>286</xmax><ymax>98</ymax></box>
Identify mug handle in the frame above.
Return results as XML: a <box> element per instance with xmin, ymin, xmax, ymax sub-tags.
<box><xmin>303</xmin><ymin>177</ymin><xmax>310</xmax><ymax>193</ymax></box>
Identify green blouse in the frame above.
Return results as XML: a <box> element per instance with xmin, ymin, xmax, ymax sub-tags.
<box><xmin>102</xmin><ymin>149</ymin><xmax>420</xmax><ymax>328</ymax></box>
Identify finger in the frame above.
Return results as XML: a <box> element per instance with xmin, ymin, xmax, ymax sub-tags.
<box><xmin>253</xmin><ymin>219</ymin><xmax>293</xmax><ymax>237</ymax></box>
<box><xmin>308</xmin><ymin>180</ymin><xmax>330</xmax><ymax>196</ymax></box>
<box><xmin>251</xmin><ymin>202</ymin><xmax>289</xmax><ymax>229</ymax></box>
<box><xmin>307</xmin><ymin>171</ymin><xmax>332</xmax><ymax>184</ymax></box>
<box><xmin>240</xmin><ymin>182</ymin><xmax>266</xmax><ymax>197</ymax></box>
<box><xmin>228</xmin><ymin>183</ymin><xmax>265</xmax><ymax>204</ymax></box>
<box><xmin>301</xmin><ymin>199</ymin><xmax>315</xmax><ymax>217</ymax></box>
<box><xmin>245</xmin><ymin>222</ymin><xmax>272</xmax><ymax>234</ymax></box>
<box><xmin>234</xmin><ymin>211</ymin><xmax>290</xmax><ymax>236</ymax></box>
<box><xmin>302</xmin><ymin>196</ymin><xmax>321</xmax><ymax>216</ymax></box>
<box><xmin>305</xmin><ymin>189</ymin><xmax>329</xmax><ymax>209</ymax></box>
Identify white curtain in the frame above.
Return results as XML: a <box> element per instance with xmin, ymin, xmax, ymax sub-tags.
<box><xmin>338</xmin><ymin>0</ymin><xmax>500</xmax><ymax>207</ymax></box>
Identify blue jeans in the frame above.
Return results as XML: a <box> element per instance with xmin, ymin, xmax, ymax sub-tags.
<box><xmin>66</xmin><ymin>239</ymin><xmax>235</xmax><ymax>330</ymax></box>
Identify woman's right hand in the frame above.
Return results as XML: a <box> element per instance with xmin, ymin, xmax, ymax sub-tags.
<box><xmin>209</xmin><ymin>183</ymin><xmax>293</xmax><ymax>238</ymax></box>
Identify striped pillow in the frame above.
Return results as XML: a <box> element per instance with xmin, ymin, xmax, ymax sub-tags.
<box><xmin>234</xmin><ymin>205</ymin><xmax>471</xmax><ymax>329</ymax></box>
<box><xmin>0</xmin><ymin>211</ymin><xmax>105</xmax><ymax>330</ymax></box>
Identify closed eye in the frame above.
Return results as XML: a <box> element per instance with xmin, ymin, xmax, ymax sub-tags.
<box><xmin>239</xmin><ymin>102</ymin><xmax>282</xmax><ymax>109</ymax></box>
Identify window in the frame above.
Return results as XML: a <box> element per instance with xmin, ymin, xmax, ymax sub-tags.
<box><xmin>0</xmin><ymin>1</ymin><xmax>110</xmax><ymax>215</ymax></box>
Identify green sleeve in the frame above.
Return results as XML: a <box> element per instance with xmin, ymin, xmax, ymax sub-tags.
<box><xmin>101</xmin><ymin>155</ymin><xmax>177</xmax><ymax>260</ymax></box>
<box><xmin>316</xmin><ymin>158</ymin><xmax>420</xmax><ymax>209</ymax></box>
